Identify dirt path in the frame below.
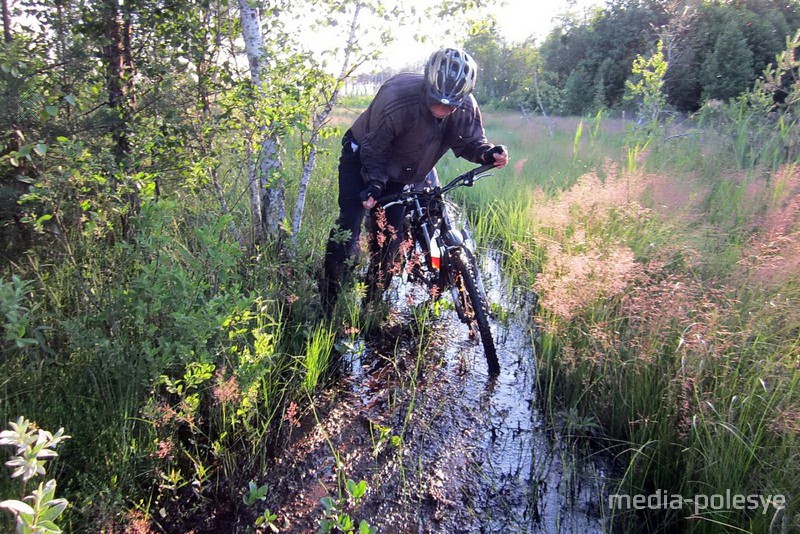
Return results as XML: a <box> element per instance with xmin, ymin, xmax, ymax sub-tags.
<box><xmin>258</xmin><ymin>252</ymin><xmax>607</xmax><ymax>533</ymax></box>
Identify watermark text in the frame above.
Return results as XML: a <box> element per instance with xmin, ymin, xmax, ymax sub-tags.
<box><xmin>608</xmin><ymin>490</ymin><xmax>785</xmax><ymax>516</ymax></box>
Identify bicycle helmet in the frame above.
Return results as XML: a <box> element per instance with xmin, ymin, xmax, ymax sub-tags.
<box><xmin>424</xmin><ymin>47</ymin><xmax>478</xmax><ymax>106</ymax></box>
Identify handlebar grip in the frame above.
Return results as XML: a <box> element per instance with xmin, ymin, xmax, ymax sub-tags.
<box><xmin>483</xmin><ymin>144</ymin><xmax>507</xmax><ymax>164</ymax></box>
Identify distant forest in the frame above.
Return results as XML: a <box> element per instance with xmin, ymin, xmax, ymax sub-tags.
<box><xmin>352</xmin><ymin>0</ymin><xmax>800</xmax><ymax>116</ymax></box>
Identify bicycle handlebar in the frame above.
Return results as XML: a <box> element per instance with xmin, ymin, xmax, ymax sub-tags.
<box><xmin>375</xmin><ymin>162</ymin><xmax>499</xmax><ymax>207</ymax></box>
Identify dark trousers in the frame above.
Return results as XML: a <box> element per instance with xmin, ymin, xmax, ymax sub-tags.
<box><xmin>321</xmin><ymin>132</ymin><xmax>406</xmax><ymax>313</ymax></box>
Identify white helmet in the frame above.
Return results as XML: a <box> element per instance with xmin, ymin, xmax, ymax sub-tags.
<box><xmin>424</xmin><ymin>47</ymin><xmax>478</xmax><ymax>106</ymax></box>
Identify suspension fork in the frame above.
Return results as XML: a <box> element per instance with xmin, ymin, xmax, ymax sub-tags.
<box><xmin>410</xmin><ymin>198</ymin><xmax>440</xmax><ymax>271</ymax></box>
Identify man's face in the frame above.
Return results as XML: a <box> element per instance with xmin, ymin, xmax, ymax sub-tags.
<box><xmin>428</xmin><ymin>102</ymin><xmax>458</xmax><ymax>119</ymax></box>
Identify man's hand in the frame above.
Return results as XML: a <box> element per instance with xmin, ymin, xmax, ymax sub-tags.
<box><xmin>484</xmin><ymin>145</ymin><xmax>509</xmax><ymax>169</ymax></box>
<box><xmin>360</xmin><ymin>181</ymin><xmax>383</xmax><ymax>209</ymax></box>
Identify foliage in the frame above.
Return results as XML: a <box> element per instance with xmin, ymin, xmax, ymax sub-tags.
<box><xmin>457</xmin><ymin>0</ymin><xmax>800</xmax><ymax>115</ymax></box>
<box><xmin>459</xmin><ymin>93</ymin><xmax>799</xmax><ymax>534</ymax></box>
<box><xmin>694</xmin><ymin>29</ymin><xmax>800</xmax><ymax>172</ymax></box>
<box><xmin>319</xmin><ymin>479</ymin><xmax>375</xmax><ymax>534</ymax></box>
<box><xmin>463</xmin><ymin>19</ymin><xmax>512</xmax><ymax>105</ymax></box>
<box><xmin>0</xmin><ymin>417</ymin><xmax>70</xmax><ymax>534</ymax></box>
<box><xmin>624</xmin><ymin>39</ymin><xmax>668</xmax><ymax>127</ymax></box>
<box><xmin>241</xmin><ymin>481</ymin><xmax>279</xmax><ymax>531</ymax></box>
<box><xmin>701</xmin><ymin>19</ymin><xmax>755</xmax><ymax>101</ymax></box>
<box><xmin>0</xmin><ymin>0</ymin><xmax>349</xmax><ymax>526</ymax></box>
<box><xmin>0</xmin><ymin>276</ymin><xmax>39</xmax><ymax>350</ymax></box>
<box><xmin>2</xmin><ymin>0</ymin><xmax>800</xmax><ymax>530</ymax></box>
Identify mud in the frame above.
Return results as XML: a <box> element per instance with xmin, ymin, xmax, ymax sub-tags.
<box><xmin>258</xmin><ymin>250</ymin><xmax>608</xmax><ymax>533</ymax></box>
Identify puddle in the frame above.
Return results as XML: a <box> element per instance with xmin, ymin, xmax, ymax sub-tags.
<box><xmin>359</xmin><ymin>248</ymin><xmax>609</xmax><ymax>532</ymax></box>
<box><xmin>262</xmin><ymin>247</ymin><xmax>609</xmax><ymax>533</ymax></box>
<box><xmin>427</xmin><ymin>249</ymin><xmax>607</xmax><ymax>532</ymax></box>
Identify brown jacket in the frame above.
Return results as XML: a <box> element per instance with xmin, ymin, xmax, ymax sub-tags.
<box><xmin>349</xmin><ymin>73</ymin><xmax>495</xmax><ymax>188</ymax></box>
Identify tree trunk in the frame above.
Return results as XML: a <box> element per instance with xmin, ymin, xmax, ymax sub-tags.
<box><xmin>2</xmin><ymin>0</ymin><xmax>11</xmax><ymax>44</ymax></box>
<box><xmin>291</xmin><ymin>3</ymin><xmax>362</xmax><ymax>243</ymax></box>
<box><xmin>101</xmin><ymin>0</ymin><xmax>138</xmax><ymax>238</ymax></box>
<box><xmin>258</xmin><ymin>136</ymin><xmax>284</xmax><ymax>240</ymax></box>
<box><xmin>238</xmin><ymin>0</ymin><xmax>285</xmax><ymax>243</ymax></box>
<box><xmin>102</xmin><ymin>0</ymin><xmax>130</xmax><ymax>165</ymax></box>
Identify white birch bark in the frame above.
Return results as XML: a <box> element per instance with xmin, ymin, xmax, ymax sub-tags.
<box><xmin>238</xmin><ymin>0</ymin><xmax>285</xmax><ymax>242</ymax></box>
<box><xmin>290</xmin><ymin>3</ymin><xmax>362</xmax><ymax>244</ymax></box>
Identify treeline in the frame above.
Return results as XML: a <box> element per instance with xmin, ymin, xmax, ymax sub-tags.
<box><xmin>462</xmin><ymin>0</ymin><xmax>800</xmax><ymax>115</ymax></box>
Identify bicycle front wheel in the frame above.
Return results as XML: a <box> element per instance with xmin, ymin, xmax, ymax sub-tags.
<box><xmin>448</xmin><ymin>247</ymin><xmax>500</xmax><ymax>375</ymax></box>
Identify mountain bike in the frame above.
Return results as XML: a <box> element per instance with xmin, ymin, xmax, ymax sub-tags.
<box><xmin>367</xmin><ymin>161</ymin><xmax>502</xmax><ymax>376</ymax></box>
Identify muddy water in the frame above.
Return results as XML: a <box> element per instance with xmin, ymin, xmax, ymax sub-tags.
<box><xmin>346</xmin><ymin>249</ymin><xmax>609</xmax><ymax>533</ymax></box>
<box><xmin>440</xmin><ymin>251</ymin><xmax>606</xmax><ymax>532</ymax></box>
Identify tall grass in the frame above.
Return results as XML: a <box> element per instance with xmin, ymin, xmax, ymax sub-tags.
<box><xmin>457</xmin><ymin>111</ymin><xmax>800</xmax><ymax>533</ymax></box>
<box><xmin>0</xmin><ymin>131</ymin><xmax>345</xmax><ymax>530</ymax></box>
<box><xmin>302</xmin><ymin>324</ymin><xmax>336</xmax><ymax>393</ymax></box>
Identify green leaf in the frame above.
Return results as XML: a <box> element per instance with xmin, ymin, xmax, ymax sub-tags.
<box><xmin>320</xmin><ymin>496</ymin><xmax>336</xmax><ymax>512</ymax></box>
<box><xmin>45</xmin><ymin>105</ymin><xmax>58</xmax><ymax>117</ymax></box>
<box><xmin>359</xmin><ymin>520</ymin><xmax>374</xmax><ymax>534</ymax></box>
<box><xmin>64</xmin><ymin>94</ymin><xmax>77</xmax><ymax>106</ymax></box>
<box><xmin>0</xmin><ymin>499</ymin><xmax>35</xmax><ymax>516</ymax></box>
<box><xmin>15</xmin><ymin>337</ymin><xmax>38</xmax><ymax>348</ymax></box>
<box><xmin>40</xmin><ymin>499</ymin><xmax>68</xmax><ymax>522</ymax></box>
<box><xmin>34</xmin><ymin>143</ymin><xmax>48</xmax><ymax>156</ymax></box>
<box><xmin>34</xmin><ymin>519</ymin><xmax>62</xmax><ymax>533</ymax></box>
<box><xmin>347</xmin><ymin>479</ymin><xmax>366</xmax><ymax>500</ymax></box>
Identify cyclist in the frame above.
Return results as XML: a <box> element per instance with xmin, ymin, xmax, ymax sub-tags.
<box><xmin>321</xmin><ymin>46</ymin><xmax>509</xmax><ymax>315</ymax></box>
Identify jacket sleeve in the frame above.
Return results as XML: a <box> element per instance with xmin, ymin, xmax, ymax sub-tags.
<box><xmin>358</xmin><ymin>91</ymin><xmax>398</xmax><ymax>188</ymax></box>
<box><xmin>449</xmin><ymin>96</ymin><xmax>495</xmax><ymax>164</ymax></box>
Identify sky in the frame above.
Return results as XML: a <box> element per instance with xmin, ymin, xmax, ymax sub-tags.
<box><xmin>493</xmin><ymin>0</ymin><xmax>604</xmax><ymax>43</ymax></box>
<box><xmin>299</xmin><ymin>0</ymin><xmax>606</xmax><ymax>73</ymax></box>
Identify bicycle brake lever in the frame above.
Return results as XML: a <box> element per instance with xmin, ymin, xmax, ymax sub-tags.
<box><xmin>381</xmin><ymin>199</ymin><xmax>404</xmax><ymax>210</ymax></box>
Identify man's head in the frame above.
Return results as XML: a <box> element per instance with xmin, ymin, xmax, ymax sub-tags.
<box><xmin>424</xmin><ymin>47</ymin><xmax>478</xmax><ymax>109</ymax></box>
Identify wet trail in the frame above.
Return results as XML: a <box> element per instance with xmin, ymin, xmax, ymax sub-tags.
<box><xmin>261</xmin><ymin>249</ymin><xmax>608</xmax><ymax>533</ymax></box>
<box><xmin>362</xmin><ymin>250</ymin><xmax>607</xmax><ymax>532</ymax></box>
<box><xmin>425</xmin><ymin>251</ymin><xmax>607</xmax><ymax>532</ymax></box>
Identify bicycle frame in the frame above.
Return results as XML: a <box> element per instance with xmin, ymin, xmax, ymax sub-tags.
<box><xmin>376</xmin><ymin>162</ymin><xmax>497</xmax><ymax>315</ymax></box>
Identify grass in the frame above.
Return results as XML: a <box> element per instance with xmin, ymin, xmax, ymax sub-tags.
<box><xmin>454</xmin><ymin>111</ymin><xmax>800</xmax><ymax>533</ymax></box>
<box><xmin>2</xmin><ymin>101</ymin><xmax>799</xmax><ymax>532</ymax></box>
<box><xmin>302</xmin><ymin>324</ymin><xmax>336</xmax><ymax>393</ymax></box>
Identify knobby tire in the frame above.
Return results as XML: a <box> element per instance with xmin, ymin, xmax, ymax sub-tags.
<box><xmin>449</xmin><ymin>248</ymin><xmax>500</xmax><ymax>375</ymax></box>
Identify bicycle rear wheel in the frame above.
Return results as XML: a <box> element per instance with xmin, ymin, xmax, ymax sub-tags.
<box><xmin>448</xmin><ymin>247</ymin><xmax>500</xmax><ymax>375</ymax></box>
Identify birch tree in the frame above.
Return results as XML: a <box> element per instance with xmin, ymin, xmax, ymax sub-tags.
<box><xmin>238</xmin><ymin>0</ymin><xmax>285</xmax><ymax>244</ymax></box>
<box><xmin>290</xmin><ymin>2</ymin><xmax>362</xmax><ymax>242</ymax></box>
<box><xmin>289</xmin><ymin>0</ymin><xmax>412</xmax><ymax>244</ymax></box>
